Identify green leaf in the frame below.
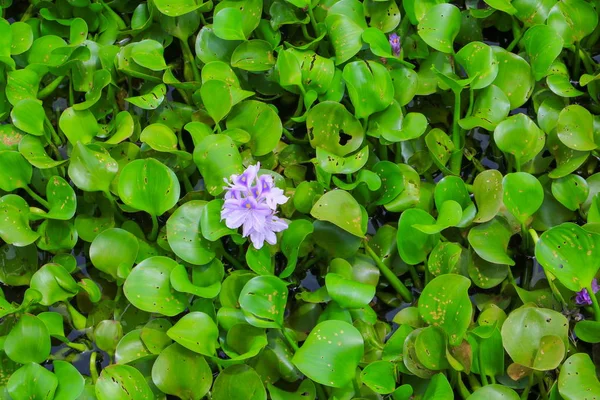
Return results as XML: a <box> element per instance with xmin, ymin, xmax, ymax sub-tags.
<box><xmin>503</xmin><ymin>172</ymin><xmax>544</xmax><ymax>223</ymax></box>
<box><xmin>292</xmin><ymin>320</ymin><xmax>364</xmax><ymax>388</ymax></box>
<box><xmin>468</xmin><ymin>385</ymin><xmax>520</xmax><ymax>400</ymax></box>
<box><xmin>556</xmin><ymin>104</ymin><xmax>596</xmax><ymax>151</ymax></box>
<box><xmin>0</xmin><ymin>150</ymin><xmax>32</xmax><ymax>191</ymax></box>
<box><xmin>306</xmin><ymin>101</ymin><xmax>364</xmax><ymax>156</ymax></box>
<box><xmin>131</xmin><ymin>40</ymin><xmax>168</xmax><ymax>71</ymax></box>
<box><xmin>397</xmin><ymin>208</ymin><xmax>439</xmax><ymax>265</ymax></box>
<box><xmin>125</xmin><ymin>84</ymin><xmax>167</xmax><ymax>110</ymax></box>
<box><xmin>54</xmin><ymin>360</ymin><xmax>85</xmax><ymax>400</ymax></box>
<box><xmin>491</xmin><ymin>47</ymin><xmax>535</xmax><ymax>109</ymax></box>
<box><xmin>558</xmin><ymin>353</ymin><xmax>600</xmax><ymax>400</ymax></box>
<box><xmin>342</xmin><ymin>60</ymin><xmax>394</xmax><ymax>120</ymax></box>
<box><xmin>68</xmin><ymin>143</ymin><xmax>118</xmax><ymax>192</ymax></box>
<box><xmin>30</xmin><ymin>263</ymin><xmax>78</xmax><ymax>306</ymax></box>
<box><xmin>19</xmin><ymin>136</ymin><xmax>68</xmax><ymax>169</ymax></box>
<box><xmin>213</xmin><ymin>0</ymin><xmax>262</xmax><ymax>40</ymax></box>
<box><xmin>95</xmin><ymin>364</ymin><xmax>153</xmax><ymax>400</ymax></box>
<box><xmin>226</xmin><ymin>100</ymin><xmax>282</xmax><ymax>156</ymax></box>
<box><xmin>212</xmin><ymin>365</ymin><xmax>266</xmax><ymax>400</ymax></box>
<box><xmin>523</xmin><ymin>25</ymin><xmax>564</xmax><ymax>81</ymax></box>
<box><xmin>280</xmin><ymin>219</ymin><xmax>314</xmax><ymax>278</ymax></box>
<box><xmin>124</xmin><ymin>256</ymin><xmax>188</xmax><ymax>316</ymax></box>
<box><xmin>231</xmin><ymin>40</ymin><xmax>276</xmax><ymax>72</ymax></box>
<box><xmin>239</xmin><ymin>276</ymin><xmax>288</xmax><ymax>327</ymax></box>
<box><xmin>360</xmin><ymin>360</ymin><xmax>396</xmax><ymax>394</ymax></box>
<box><xmin>535</xmin><ymin>223</ymin><xmax>600</xmax><ymax>291</ymax></box>
<box><xmin>166</xmin><ymin>200</ymin><xmax>215</xmax><ymax>265</ymax></box>
<box><xmin>468</xmin><ymin>217</ymin><xmax>515</xmax><ymax>266</ymax></box>
<box><xmin>501</xmin><ymin>306</ymin><xmax>568</xmax><ymax>370</ymax></box>
<box><xmin>418</xmin><ymin>274</ymin><xmax>472</xmax><ymax>345</ymax></box>
<box><xmin>473</xmin><ymin>169</ymin><xmax>503</xmax><ymax>223</ymax></box>
<box><xmin>573</xmin><ymin>320</ymin><xmax>600</xmax><ymax>343</ymax></box>
<box><xmin>417</xmin><ymin>4</ymin><xmax>462</xmax><ymax>53</ymax></box>
<box><xmin>455</xmin><ymin>41</ymin><xmax>498</xmax><ymax>89</ymax></box>
<box><xmin>90</xmin><ymin>228</ymin><xmax>139</xmax><ymax>281</ymax></box>
<box><xmin>151</xmin><ymin>343</ymin><xmax>212</xmax><ymax>400</ymax></box>
<box><xmin>118</xmin><ymin>158</ymin><xmax>180</xmax><ymax>216</ymax></box>
<box><xmin>459</xmin><ymin>85</ymin><xmax>510</xmax><ymax>130</ymax></box>
<box><xmin>551</xmin><ymin>174</ymin><xmax>589</xmax><ymax>211</ymax></box>
<box><xmin>311</xmin><ymin>190</ymin><xmax>366</xmax><ymax>237</ymax></box>
<box><xmin>326</xmin><ymin>15</ymin><xmax>364</xmax><ymax>65</ymax></box>
<box><xmin>8</xmin><ymin>363</ymin><xmax>58</xmax><ymax>400</ymax></box>
<box><xmin>0</xmin><ymin>195</ymin><xmax>39</xmax><ymax>246</ymax></box>
<box><xmin>325</xmin><ymin>258</ymin><xmax>376</xmax><ymax>309</ymax></box>
<box><xmin>201</xmin><ymin>80</ymin><xmax>232</xmax><ymax>124</ymax></box>
<box><xmin>59</xmin><ymin>107</ymin><xmax>98</xmax><ymax>144</ymax></box>
<box><xmin>11</xmin><ymin>99</ymin><xmax>44</xmax><ymax>136</ymax></box>
<box><xmin>547</xmin><ymin>0</ymin><xmax>598</xmax><ymax>46</ymax></box>
<box><xmin>5</xmin><ymin>314</ymin><xmax>51</xmax><ymax>364</ymax></box>
<box><xmin>494</xmin><ymin>114</ymin><xmax>545</xmax><ymax>165</ymax></box>
<box><xmin>167</xmin><ymin>312</ymin><xmax>218</xmax><ymax>356</ymax></box>
<box><xmin>193</xmin><ymin>134</ymin><xmax>243</xmax><ymax>196</ymax></box>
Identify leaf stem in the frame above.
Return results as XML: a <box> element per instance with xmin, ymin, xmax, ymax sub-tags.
<box><xmin>221</xmin><ymin>250</ymin><xmax>245</xmax><ymax>270</ymax></box>
<box><xmin>450</xmin><ymin>90</ymin><xmax>462</xmax><ymax>175</ymax></box>
<box><xmin>315</xmin><ymin>383</ymin><xmax>328</xmax><ymax>400</ymax></box>
<box><xmin>301</xmin><ymin>24</ymin><xmax>315</xmax><ymax>41</ymax></box>
<box><xmin>148</xmin><ymin>213</ymin><xmax>159</xmax><ymax>242</ymax></box>
<box><xmin>103</xmin><ymin>191</ymin><xmax>125</xmax><ymax>223</ymax></box>
<box><xmin>456</xmin><ymin>373</ymin><xmax>471</xmax><ymax>399</ymax></box>
<box><xmin>281</xmin><ymin>328</ymin><xmax>299</xmax><ymax>352</ymax></box>
<box><xmin>507</xmin><ymin>17</ymin><xmax>522</xmax><ymax>52</ymax></box>
<box><xmin>586</xmin><ymin>284</ymin><xmax>600</xmax><ymax>321</ymax></box>
<box><xmin>520</xmin><ymin>372</ymin><xmax>534</xmax><ymax>400</ymax></box>
<box><xmin>307</xmin><ymin>6</ymin><xmax>319</xmax><ymax>38</ymax></box>
<box><xmin>364</xmin><ymin>242</ymin><xmax>413</xmax><ymax>302</ymax></box>
<box><xmin>536</xmin><ymin>372</ymin><xmax>549</xmax><ymax>400</ymax></box>
<box><xmin>573</xmin><ymin>41</ymin><xmax>582</xmax><ymax>78</ymax></box>
<box><xmin>38</xmin><ymin>75</ymin><xmax>66</xmax><ymax>100</ymax></box>
<box><xmin>90</xmin><ymin>352</ymin><xmax>99</xmax><ymax>383</ymax></box>
<box><xmin>180</xmin><ymin>38</ymin><xmax>201</xmax><ymax>83</ymax></box>
<box><xmin>23</xmin><ymin>185</ymin><xmax>50</xmax><ymax>209</ymax></box>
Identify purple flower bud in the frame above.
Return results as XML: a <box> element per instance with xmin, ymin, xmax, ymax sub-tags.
<box><xmin>575</xmin><ymin>278</ymin><xmax>599</xmax><ymax>306</ymax></box>
<box><xmin>389</xmin><ymin>33</ymin><xmax>401</xmax><ymax>56</ymax></box>
<box><xmin>221</xmin><ymin>164</ymin><xmax>289</xmax><ymax>249</ymax></box>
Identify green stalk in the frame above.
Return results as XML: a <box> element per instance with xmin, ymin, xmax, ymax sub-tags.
<box><xmin>90</xmin><ymin>352</ymin><xmax>99</xmax><ymax>383</ymax></box>
<box><xmin>307</xmin><ymin>6</ymin><xmax>319</xmax><ymax>38</ymax></box>
<box><xmin>149</xmin><ymin>214</ymin><xmax>159</xmax><ymax>242</ymax></box>
<box><xmin>450</xmin><ymin>90</ymin><xmax>462</xmax><ymax>175</ymax></box>
<box><xmin>281</xmin><ymin>328</ymin><xmax>299</xmax><ymax>351</ymax></box>
<box><xmin>467</xmin><ymin>373</ymin><xmax>481</xmax><ymax>391</ymax></box>
<box><xmin>573</xmin><ymin>41</ymin><xmax>581</xmax><ymax>78</ymax></box>
<box><xmin>536</xmin><ymin>372</ymin><xmax>549</xmax><ymax>400</ymax></box>
<box><xmin>103</xmin><ymin>191</ymin><xmax>125</xmax><ymax>223</ymax></box>
<box><xmin>521</xmin><ymin>374</ymin><xmax>534</xmax><ymax>399</ymax></box>
<box><xmin>507</xmin><ymin>17</ymin><xmax>522</xmax><ymax>52</ymax></box>
<box><xmin>23</xmin><ymin>185</ymin><xmax>50</xmax><ymax>209</ymax></box>
<box><xmin>180</xmin><ymin>38</ymin><xmax>201</xmax><ymax>82</ymax></box>
<box><xmin>221</xmin><ymin>250</ymin><xmax>245</xmax><ymax>270</ymax></box>
<box><xmin>38</xmin><ymin>76</ymin><xmax>66</xmax><ymax>100</ymax></box>
<box><xmin>364</xmin><ymin>243</ymin><xmax>413</xmax><ymax>302</ymax></box>
<box><xmin>456</xmin><ymin>373</ymin><xmax>472</xmax><ymax>399</ymax></box>
<box><xmin>587</xmin><ymin>284</ymin><xmax>600</xmax><ymax>321</ymax></box>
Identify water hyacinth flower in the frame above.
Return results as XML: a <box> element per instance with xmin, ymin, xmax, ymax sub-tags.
<box><xmin>389</xmin><ymin>33</ymin><xmax>401</xmax><ymax>56</ymax></box>
<box><xmin>574</xmin><ymin>278</ymin><xmax>600</xmax><ymax>306</ymax></box>
<box><xmin>221</xmin><ymin>163</ymin><xmax>289</xmax><ymax>249</ymax></box>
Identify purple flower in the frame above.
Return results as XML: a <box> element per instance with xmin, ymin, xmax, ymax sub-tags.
<box><xmin>575</xmin><ymin>278</ymin><xmax>600</xmax><ymax>306</ymax></box>
<box><xmin>389</xmin><ymin>33</ymin><xmax>401</xmax><ymax>56</ymax></box>
<box><xmin>221</xmin><ymin>164</ymin><xmax>289</xmax><ymax>249</ymax></box>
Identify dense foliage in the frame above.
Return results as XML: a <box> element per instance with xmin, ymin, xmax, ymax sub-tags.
<box><xmin>0</xmin><ymin>0</ymin><xmax>599</xmax><ymax>398</ymax></box>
